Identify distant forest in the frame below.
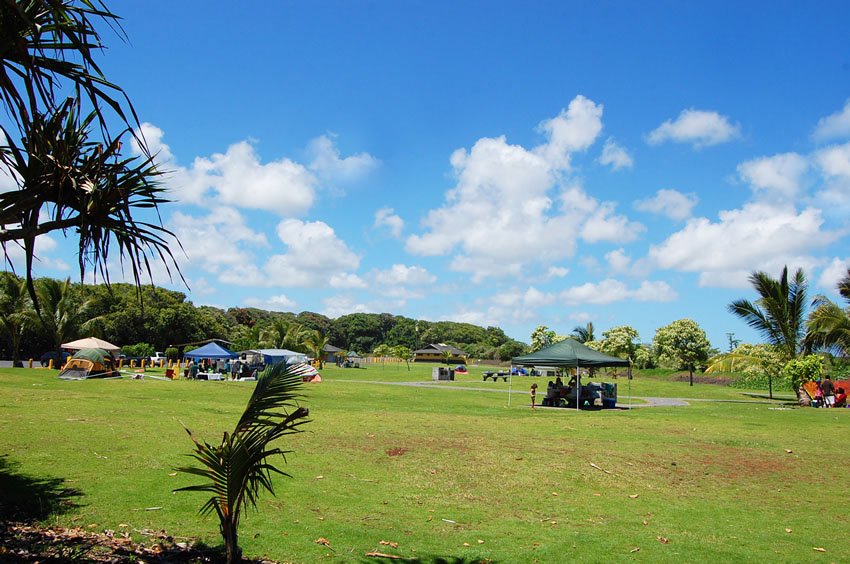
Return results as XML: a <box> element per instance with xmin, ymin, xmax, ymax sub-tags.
<box><xmin>1</xmin><ymin>277</ymin><xmax>528</xmax><ymax>361</ymax></box>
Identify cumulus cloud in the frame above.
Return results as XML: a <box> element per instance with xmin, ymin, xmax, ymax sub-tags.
<box><xmin>813</xmin><ymin>99</ymin><xmax>850</xmax><ymax>142</ymax></box>
<box><xmin>374</xmin><ymin>207</ymin><xmax>405</xmax><ymax>237</ymax></box>
<box><xmin>737</xmin><ymin>153</ymin><xmax>809</xmax><ymax>200</ymax></box>
<box><xmin>171</xmin><ymin>207</ymin><xmax>269</xmax><ymax>276</ymax></box>
<box><xmin>534</xmin><ymin>95</ymin><xmax>604</xmax><ymax>168</ymax></box>
<box><xmin>307</xmin><ymin>134</ymin><xmax>380</xmax><ymax>184</ymax></box>
<box><xmin>405</xmin><ymin>98</ymin><xmax>643</xmax><ymax>282</ymax></box>
<box><xmin>131</xmin><ymin>122</ymin><xmax>174</xmax><ymax>163</ymax></box>
<box><xmin>244</xmin><ymin>294</ymin><xmax>298</xmax><ymax>311</ymax></box>
<box><xmin>263</xmin><ymin>219</ymin><xmax>362</xmax><ymax>288</ymax></box>
<box><xmin>546</xmin><ymin>266</ymin><xmax>569</xmax><ymax>279</ymax></box>
<box><xmin>647</xmin><ymin>109</ymin><xmax>741</xmax><ymax>148</ymax></box>
<box><xmin>634</xmin><ymin>189</ymin><xmax>698</xmax><ymax>221</ymax></box>
<box><xmin>818</xmin><ymin>257</ymin><xmax>850</xmax><ymax>291</ymax></box>
<box><xmin>132</xmin><ymin>124</ymin><xmax>377</xmax><ymax>216</ymax></box>
<box><xmin>648</xmin><ymin>203</ymin><xmax>837</xmax><ymax>287</ymax></box>
<box><xmin>605</xmin><ymin>248</ymin><xmax>632</xmax><ymax>274</ymax></box>
<box><xmin>321</xmin><ymin>294</ymin><xmax>372</xmax><ymax>318</ymax></box>
<box><xmin>598</xmin><ymin>138</ymin><xmax>634</xmax><ymax>170</ymax></box>
<box><xmin>559</xmin><ymin>278</ymin><xmax>676</xmax><ymax>305</ymax></box>
<box><xmin>815</xmin><ymin>142</ymin><xmax>850</xmax><ymax>179</ymax></box>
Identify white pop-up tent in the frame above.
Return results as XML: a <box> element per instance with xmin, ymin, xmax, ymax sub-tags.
<box><xmin>61</xmin><ymin>337</ymin><xmax>120</xmax><ymax>352</ymax></box>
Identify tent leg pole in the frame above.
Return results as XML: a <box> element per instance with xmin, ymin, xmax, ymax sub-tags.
<box><xmin>508</xmin><ymin>365</ymin><xmax>512</xmax><ymax>407</ymax></box>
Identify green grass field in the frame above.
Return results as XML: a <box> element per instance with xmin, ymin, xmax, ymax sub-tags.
<box><xmin>0</xmin><ymin>363</ymin><xmax>847</xmax><ymax>562</ymax></box>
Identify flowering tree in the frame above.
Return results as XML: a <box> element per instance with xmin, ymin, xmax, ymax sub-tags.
<box><xmin>653</xmin><ymin>319</ymin><xmax>711</xmax><ymax>386</ymax></box>
<box><xmin>599</xmin><ymin>325</ymin><xmax>640</xmax><ymax>360</ymax></box>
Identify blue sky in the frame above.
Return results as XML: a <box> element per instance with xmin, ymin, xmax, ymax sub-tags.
<box><xmin>8</xmin><ymin>1</ymin><xmax>850</xmax><ymax>349</ymax></box>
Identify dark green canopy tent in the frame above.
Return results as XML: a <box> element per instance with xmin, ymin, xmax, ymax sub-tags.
<box><xmin>511</xmin><ymin>339</ymin><xmax>631</xmax><ymax>410</ymax></box>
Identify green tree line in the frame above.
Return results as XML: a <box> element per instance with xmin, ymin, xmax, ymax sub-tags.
<box><xmin>0</xmin><ymin>275</ymin><xmax>526</xmax><ymax>363</ymax></box>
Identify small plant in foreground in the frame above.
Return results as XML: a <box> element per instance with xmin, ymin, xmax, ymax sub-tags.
<box><xmin>175</xmin><ymin>362</ymin><xmax>311</xmax><ymax>563</ymax></box>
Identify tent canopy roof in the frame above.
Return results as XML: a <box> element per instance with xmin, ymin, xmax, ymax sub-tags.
<box><xmin>242</xmin><ymin>349</ymin><xmax>308</xmax><ymax>363</ymax></box>
<box><xmin>512</xmin><ymin>339</ymin><xmax>630</xmax><ymax>368</ymax></box>
<box><xmin>70</xmin><ymin>348</ymin><xmax>113</xmax><ymax>363</ymax></box>
<box><xmin>184</xmin><ymin>341</ymin><xmax>237</xmax><ymax>359</ymax></box>
<box><xmin>62</xmin><ymin>337</ymin><xmax>119</xmax><ymax>351</ymax></box>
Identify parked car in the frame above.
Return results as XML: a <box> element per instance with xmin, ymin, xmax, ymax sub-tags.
<box><xmin>149</xmin><ymin>352</ymin><xmax>166</xmax><ymax>364</ymax></box>
<box><xmin>40</xmin><ymin>351</ymin><xmax>71</xmax><ymax>367</ymax></box>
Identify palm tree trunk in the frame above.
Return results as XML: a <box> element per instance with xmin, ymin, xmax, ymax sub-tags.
<box><xmin>223</xmin><ymin>518</ymin><xmax>241</xmax><ymax>564</ymax></box>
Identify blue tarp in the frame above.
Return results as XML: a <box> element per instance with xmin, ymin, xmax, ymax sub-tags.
<box><xmin>184</xmin><ymin>342</ymin><xmax>238</xmax><ymax>360</ymax></box>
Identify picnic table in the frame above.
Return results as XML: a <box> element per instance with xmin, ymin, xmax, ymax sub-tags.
<box><xmin>482</xmin><ymin>371</ymin><xmax>510</xmax><ymax>382</ymax></box>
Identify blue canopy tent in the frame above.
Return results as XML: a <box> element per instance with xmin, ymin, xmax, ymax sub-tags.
<box><xmin>184</xmin><ymin>341</ymin><xmax>238</xmax><ymax>360</ymax></box>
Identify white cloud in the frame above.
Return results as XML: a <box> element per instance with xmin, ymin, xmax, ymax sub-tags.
<box><xmin>406</xmin><ymin>136</ymin><xmax>641</xmax><ymax>280</ymax></box>
<box><xmin>634</xmin><ymin>189</ymin><xmax>698</xmax><ymax>221</ymax></box>
<box><xmin>244</xmin><ymin>294</ymin><xmax>298</xmax><ymax>311</ymax></box>
<box><xmin>133</xmin><ymin>125</ymin><xmax>376</xmax><ymax>216</ymax></box>
<box><xmin>374</xmin><ymin>207</ymin><xmax>405</xmax><ymax>237</ymax></box>
<box><xmin>189</xmin><ymin>141</ymin><xmax>317</xmax><ymax>214</ymax></box>
<box><xmin>2</xmin><ymin>234</ymin><xmax>70</xmax><ymax>272</ymax></box>
<box><xmin>559</xmin><ymin>279</ymin><xmax>677</xmax><ymax>305</ymax></box>
<box><xmin>366</xmin><ymin>264</ymin><xmax>437</xmax><ymax>301</ymax></box>
<box><xmin>171</xmin><ymin>207</ymin><xmax>268</xmax><ymax>276</ymax></box>
<box><xmin>546</xmin><ymin>266</ymin><xmax>569</xmax><ymax>279</ymax></box>
<box><xmin>818</xmin><ymin>257</ymin><xmax>850</xmax><ymax>291</ymax></box>
<box><xmin>813</xmin><ymin>100</ymin><xmax>850</xmax><ymax>142</ymax></box>
<box><xmin>815</xmin><ymin>142</ymin><xmax>850</xmax><ymax>179</ymax></box>
<box><xmin>598</xmin><ymin>138</ymin><xmax>634</xmax><ymax>170</ymax></box>
<box><xmin>329</xmin><ymin>273</ymin><xmax>367</xmax><ymax>289</ymax></box>
<box><xmin>534</xmin><ymin>95</ymin><xmax>604</xmax><ymax>169</ymax></box>
<box><xmin>307</xmin><ymin>134</ymin><xmax>380</xmax><ymax>184</ymax></box>
<box><xmin>263</xmin><ymin>219</ymin><xmax>361</xmax><ymax>288</ymax></box>
<box><xmin>131</xmin><ymin>122</ymin><xmax>174</xmax><ymax>163</ymax></box>
<box><xmin>647</xmin><ymin>109</ymin><xmax>741</xmax><ymax>148</ymax></box>
<box><xmin>737</xmin><ymin>153</ymin><xmax>809</xmax><ymax>200</ymax></box>
<box><xmin>578</xmin><ymin>199</ymin><xmax>645</xmax><ymax>243</ymax></box>
<box><xmin>321</xmin><ymin>294</ymin><xmax>372</xmax><ymax>318</ymax></box>
<box><xmin>648</xmin><ymin>203</ymin><xmax>837</xmax><ymax>287</ymax></box>
<box><xmin>605</xmin><ymin>248</ymin><xmax>632</xmax><ymax>274</ymax></box>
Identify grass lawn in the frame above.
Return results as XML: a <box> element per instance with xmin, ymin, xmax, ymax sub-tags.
<box><xmin>0</xmin><ymin>363</ymin><xmax>847</xmax><ymax>562</ymax></box>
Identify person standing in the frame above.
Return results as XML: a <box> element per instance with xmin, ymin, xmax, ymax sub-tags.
<box><xmin>530</xmin><ymin>383</ymin><xmax>538</xmax><ymax>410</ymax></box>
<box><xmin>821</xmin><ymin>375</ymin><xmax>836</xmax><ymax>408</ymax></box>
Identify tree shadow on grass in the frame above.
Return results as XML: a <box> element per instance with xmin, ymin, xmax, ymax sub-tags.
<box><xmin>0</xmin><ymin>454</ymin><xmax>82</xmax><ymax>522</ymax></box>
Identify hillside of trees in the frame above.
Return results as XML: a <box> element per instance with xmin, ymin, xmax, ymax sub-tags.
<box><xmin>0</xmin><ymin>276</ymin><xmax>527</xmax><ymax>362</ymax></box>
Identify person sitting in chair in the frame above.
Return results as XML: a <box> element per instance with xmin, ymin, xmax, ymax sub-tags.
<box><xmin>835</xmin><ymin>387</ymin><xmax>847</xmax><ymax>408</ymax></box>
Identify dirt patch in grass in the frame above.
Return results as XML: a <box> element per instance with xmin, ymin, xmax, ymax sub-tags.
<box><xmin>386</xmin><ymin>447</ymin><xmax>408</xmax><ymax>456</ymax></box>
<box><xmin>693</xmin><ymin>445</ymin><xmax>799</xmax><ymax>481</ymax></box>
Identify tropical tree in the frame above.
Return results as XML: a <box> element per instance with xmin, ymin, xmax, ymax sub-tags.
<box><xmin>571</xmin><ymin>322</ymin><xmax>595</xmax><ymax>344</ymax></box>
<box><xmin>1</xmin><ymin>99</ymin><xmax>181</xmax><ymax>304</ymax></box>
<box><xmin>35</xmin><ymin>277</ymin><xmax>100</xmax><ymax>360</ymax></box>
<box><xmin>806</xmin><ymin>269</ymin><xmax>850</xmax><ymax>356</ymax></box>
<box><xmin>706</xmin><ymin>343</ymin><xmax>785</xmax><ymax>398</ymax></box>
<box><xmin>728</xmin><ymin>266</ymin><xmax>808</xmax><ymax>360</ymax></box>
<box><xmin>302</xmin><ymin>330</ymin><xmax>329</xmax><ymax>369</ymax></box>
<box><xmin>176</xmin><ymin>362</ymin><xmax>310</xmax><ymax>563</ymax></box>
<box><xmin>0</xmin><ymin>271</ymin><xmax>34</xmax><ymax>366</ymax></box>
<box><xmin>653</xmin><ymin>319</ymin><xmax>711</xmax><ymax>386</ymax></box>
<box><xmin>260</xmin><ymin>319</ymin><xmax>306</xmax><ymax>351</ymax></box>
<box><xmin>1</xmin><ymin>1</ymin><xmax>181</xmax><ymax>303</ymax></box>
<box><xmin>373</xmin><ymin>343</ymin><xmax>392</xmax><ymax>367</ymax></box>
<box><xmin>391</xmin><ymin>345</ymin><xmax>413</xmax><ymax>371</ymax></box>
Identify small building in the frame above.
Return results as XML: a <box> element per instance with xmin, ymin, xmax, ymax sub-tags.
<box><xmin>323</xmin><ymin>344</ymin><xmax>343</xmax><ymax>364</ymax></box>
<box><xmin>413</xmin><ymin>343</ymin><xmax>467</xmax><ymax>363</ymax></box>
